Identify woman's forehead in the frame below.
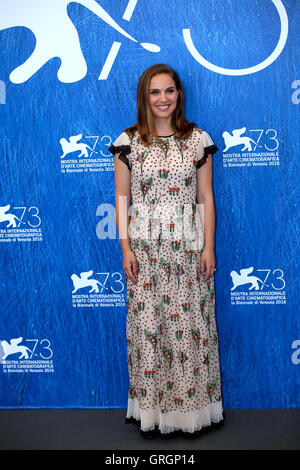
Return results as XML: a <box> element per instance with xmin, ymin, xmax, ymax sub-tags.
<box><xmin>149</xmin><ymin>73</ymin><xmax>175</xmax><ymax>88</ymax></box>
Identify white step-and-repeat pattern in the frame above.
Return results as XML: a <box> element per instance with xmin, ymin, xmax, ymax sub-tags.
<box><xmin>0</xmin><ymin>0</ymin><xmax>299</xmax><ymax>408</ymax></box>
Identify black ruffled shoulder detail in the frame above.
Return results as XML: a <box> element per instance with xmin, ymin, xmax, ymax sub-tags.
<box><xmin>196</xmin><ymin>144</ymin><xmax>218</xmax><ymax>169</ymax></box>
<box><xmin>109</xmin><ymin>144</ymin><xmax>131</xmax><ymax>172</ymax></box>
<box><xmin>109</xmin><ymin>144</ymin><xmax>131</xmax><ymax>157</ymax></box>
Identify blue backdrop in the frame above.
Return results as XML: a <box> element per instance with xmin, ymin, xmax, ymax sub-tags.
<box><xmin>0</xmin><ymin>0</ymin><xmax>299</xmax><ymax>409</ymax></box>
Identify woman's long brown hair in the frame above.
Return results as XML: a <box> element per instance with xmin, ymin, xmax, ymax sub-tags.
<box><xmin>123</xmin><ymin>63</ymin><xmax>197</xmax><ymax>146</ymax></box>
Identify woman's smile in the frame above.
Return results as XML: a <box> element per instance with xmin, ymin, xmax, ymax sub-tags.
<box><xmin>157</xmin><ymin>104</ymin><xmax>170</xmax><ymax>110</ymax></box>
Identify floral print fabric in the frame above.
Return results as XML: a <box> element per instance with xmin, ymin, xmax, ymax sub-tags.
<box><xmin>110</xmin><ymin>127</ymin><xmax>224</xmax><ymax>434</ymax></box>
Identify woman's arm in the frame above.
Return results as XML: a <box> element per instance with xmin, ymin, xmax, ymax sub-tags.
<box><xmin>114</xmin><ymin>152</ymin><xmax>137</xmax><ymax>284</ymax></box>
<box><xmin>114</xmin><ymin>151</ymin><xmax>131</xmax><ymax>252</ymax></box>
<box><xmin>196</xmin><ymin>154</ymin><xmax>216</xmax><ymax>280</ymax></box>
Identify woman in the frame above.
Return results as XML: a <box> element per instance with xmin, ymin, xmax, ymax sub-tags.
<box><xmin>109</xmin><ymin>63</ymin><xmax>225</xmax><ymax>438</ymax></box>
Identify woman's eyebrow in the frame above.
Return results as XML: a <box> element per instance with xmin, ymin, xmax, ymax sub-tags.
<box><xmin>149</xmin><ymin>87</ymin><xmax>175</xmax><ymax>91</ymax></box>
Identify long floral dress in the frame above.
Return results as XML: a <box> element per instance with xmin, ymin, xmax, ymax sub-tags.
<box><xmin>109</xmin><ymin>127</ymin><xmax>224</xmax><ymax>436</ymax></box>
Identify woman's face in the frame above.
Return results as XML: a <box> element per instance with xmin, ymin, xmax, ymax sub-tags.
<box><xmin>148</xmin><ymin>73</ymin><xmax>179</xmax><ymax>122</ymax></box>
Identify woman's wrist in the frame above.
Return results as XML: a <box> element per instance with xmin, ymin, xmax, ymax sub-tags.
<box><xmin>203</xmin><ymin>242</ymin><xmax>215</xmax><ymax>251</ymax></box>
<box><xmin>121</xmin><ymin>243</ymin><xmax>132</xmax><ymax>254</ymax></box>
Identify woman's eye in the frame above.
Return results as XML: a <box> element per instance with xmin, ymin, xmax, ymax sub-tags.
<box><xmin>150</xmin><ymin>89</ymin><xmax>175</xmax><ymax>94</ymax></box>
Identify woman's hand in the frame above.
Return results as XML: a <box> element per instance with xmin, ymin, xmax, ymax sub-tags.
<box><xmin>123</xmin><ymin>249</ymin><xmax>139</xmax><ymax>285</ymax></box>
<box><xmin>200</xmin><ymin>246</ymin><xmax>216</xmax><ymax>281</ymax></box>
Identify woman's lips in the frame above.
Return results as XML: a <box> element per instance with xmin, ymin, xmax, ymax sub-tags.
<box><xmin>157</xmin><ymin>105</ymin><xmax>170</xmax><ymax>110</ymax></box>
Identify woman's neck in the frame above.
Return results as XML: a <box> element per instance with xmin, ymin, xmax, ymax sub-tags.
<box><xmin>153</xmin><ymin>118</ymin><xmax>175</xmax><ymax>136</ymax></box>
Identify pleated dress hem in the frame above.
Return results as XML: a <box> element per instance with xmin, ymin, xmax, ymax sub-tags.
<box><xmin>125</xmin><ymin>396</ymin><xmax>225</xmax><ymax>438</ymax></box>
